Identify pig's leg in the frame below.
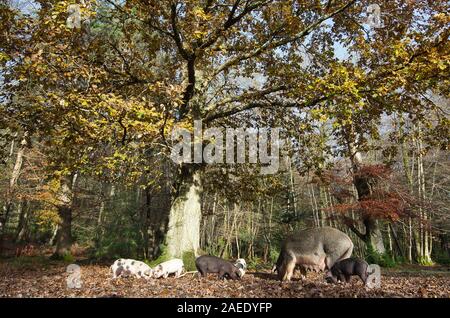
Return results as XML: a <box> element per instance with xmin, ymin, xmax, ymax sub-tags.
<box><xmin>115</xmin><ymin>266</ymin><xmax>124</xmax><ymax>279</ymax></box>
<box><xmin>360</xmin><ymin>272</ymin><xmax>368</xmax><ymax>285</ymax></box>
<box><xmin>325</xmin><ymin>256</ymin><xmax>334</xmax><ymax>271</ymax></box>
<box><xmin>284</xmin><ymin>260</ymin><xmax>296</xmax><ymax>281</ymax></box>
<box><xmin>198</xmin><ymin>269</ymin><xmax>206</xmax><ymax>277</ymax></box>
<box><xmin>344</xmin><ymin>274</ymin><xmax>351</xmax><ymax>283</ymax></box>
<box><xmin>163</xmin><ymin>272</ymin><xmax>169</xmax><ymax>279</ymax></box>
<box><xmin>299</xmin><ymin>266</ymin><xmax>307</xmax><ymax>279</ymax></box>
<box><xmin>218</xmin><ymin>269</ymin><xmax>227</xmax><ymax>280</ymax></box>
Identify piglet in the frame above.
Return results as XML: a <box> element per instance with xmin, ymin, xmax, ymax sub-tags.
<box><xmin>326</xmin><ymin>257</ymin><xmax>375</xmax><ymax>285</ymax></box>
<box><xmin>234</xmin><ymin>258</ymin><xmax>247</xmax><ymax>277</ymax></box>
<box><xmin>110</xmin><ymin>259</ymin><xmax>153</xmax><ymax>280</ymax></box>
<box><xmin>195</xmin><ymin>255</ymin><xmax>241</xmax><ymax>280</ymax></box>
<box><xmin>153</xmin><ymin>258</ymin><xmax>184</xmax><ymax>278</ymax></box>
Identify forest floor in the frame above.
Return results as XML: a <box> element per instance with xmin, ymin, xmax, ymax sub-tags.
<box><xmin>0</xmin><ymin>257</ymin><xmax>449</xmax><ymax>298</ymax></box>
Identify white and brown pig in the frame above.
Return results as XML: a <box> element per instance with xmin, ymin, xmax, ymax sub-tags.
<box><xmin>110</xmin><ymin>259</ymin><xmax>153</xmax><ymax>279</ymax></box>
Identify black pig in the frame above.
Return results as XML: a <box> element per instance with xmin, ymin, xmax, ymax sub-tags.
<box><xmin>195</xmin><ymin>255</ymin><xmax>241</xmax><ymax>280</ymax></box>
<box><xmin>327</xmin><ymin>258</ymin><xmax>374</xmax><ymax>285</ymax></box>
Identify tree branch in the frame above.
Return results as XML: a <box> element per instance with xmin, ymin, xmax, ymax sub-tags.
<box><xmin>204</xmin><ymin>95</ymin><xmax>330</xmax><ymax>123</ymax></box>
<box><xmin>170</xmin><ymin>3</ymin><xmax>190</xmax><ymax>60</ymax></box>
<box><xmin>210</xmin><ymin>0</ymin><xmax>357</xmax><ymax>77</ymax></box>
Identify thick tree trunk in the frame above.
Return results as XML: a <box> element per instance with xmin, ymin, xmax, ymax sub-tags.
<box><xmin>363</xmin><ymin>217</ymin><xmax>386</xmax><ymax>254</ymax></box>
<box><xmin>52</xmin><ymin>174</ymin><xmax>77</xmax><ymax>258</ymax></box>
<box><xmin>54</xmin><ymin>206</ymin><xmax>73</xmax><ymax>257</ymax></box>
<box><xmin>165</xmin><ymin>169</ymin><xmax>202</xmax><ymax>258</ymax></box>
<box><xmin>348</xmin><ymin>138</ymin><xmax>386</xmax><ymax>255</ymax></box>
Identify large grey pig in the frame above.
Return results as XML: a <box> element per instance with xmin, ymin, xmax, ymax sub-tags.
<box><xmin>273</xmin><ymin>227</ymin><xmax>353</xmax><ymax>281</ymax></box>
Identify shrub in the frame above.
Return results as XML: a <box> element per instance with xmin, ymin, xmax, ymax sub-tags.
<box><xmin>62</xmin><ymin>252</ymin><xmax>74</xmax><ymax>263</ymax></box>
<box><xmin>146</xmin><ymin>245</ymin><xmax>170</xmax><ymax>267</ymax></box>
<box><xmin>433</xmin><ymin>251</ymin><xmax>450</xmax><ymax>265</ymax></box>
<box><xmin>366</xmin><ymin>245</ymin><xmax>397</xmax><ymax>267</ymax></box>
<box><xmin>416</xmin><ymin>256</ymin><xmax>434</xmax><ymax>266</ymax></box>
<box><xmin>182</xmin><ymin>251</ymin><xmax>197</xmax><ymax>271</ymax></box>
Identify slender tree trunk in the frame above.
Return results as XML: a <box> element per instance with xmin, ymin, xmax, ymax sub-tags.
<box><xmin>49</xmin><ymin>225</ymin><xmax>58</xmax><ymax>246</ymax></box>
<box><xmin>0</xmin><ymin>134</ymin><xmax>28</xmax><ymax>245</ymax></box>
<box><xmin>139</xmin><ymin>187</ymin><xmax>149</xmax><ymax>259</ymax></box>
<box><xmin>288</xmin><ymin>157</ymin><xmax>297</xmax><ymax>217</ymax></box>
<box><xmin>15</xmin><ymin>200</ymin><xmax>29</xmax><ymax>242</ymax></box>
<box><xmin>400</xmin><ymin>116</ymin><xmax>414</xmax><ymax>263</ymax></box>
<box><xmin>389</xmin><ymin>223</ymin><xmax>404</xmax><ymax>259</ymax></box>
<box><xmin>416</xmin><ymin>129</ymin><xmax>432</xmax><ymax>264</ymax></box>
<box><xmin>308</xmin><ymin>183</ymin><xmax>319</xmax><ymax>227</ymax></box>
<box><xmin>95</xmin><ymin>184</ymin><xmax>114</xmax><ymax>248</ymax></box>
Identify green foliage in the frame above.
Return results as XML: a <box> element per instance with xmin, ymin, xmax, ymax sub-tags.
<box><xmin>92</xmin><ymin>190</ymin><xmax>144</xmax><ymax>260</ymax></box>
<box><xmin>203</xmin><ymin>238</ymin><xmax>226</xmax><ymax>258</ymax></box>
<box><xmin>62</xmin><ymin>252</ymin><xmax>74</xmax><ymax>263</ymax></box>
<box><xmin>146</xmin><ymin>247</ymin><xmax>197</xmax><ymax>271</ymax></box>
<box><xmin>269</xmin><ymin>246</ymin><xmax>280</xmax><ymax>266</ymax></box>
<box><xmin>246</xmin><ymin>257</ymin><xmax>266</xmax><ymax>271</ymax></box>
<box><xmin>182</xmin><ymin>251</ymin><xmax>197</xmax><ymax>272</ymax></box>
<box><xmin>365</xmin><ymin>245</ymin><xmax>397</xmax><ymax>268</ymax></box>
<box><xmin>417</xmin><ymin>256</ymin><xmax>434</xmax><ymax>266</ymax></box>
<box><xmin>433</xmin><ymin>251</ymin><xmax>450</xmax><ymax>265</ymax></box>
<box><xmin>146</xmin><ymin>245</ymin><xmax>170</xmax><ymax>267</ymax></box>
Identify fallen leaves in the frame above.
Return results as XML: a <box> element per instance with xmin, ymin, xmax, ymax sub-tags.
<box><xmin>0</xmin><ymin>262</ymin><xmax>448</xmax><ymax>298</ymax></box>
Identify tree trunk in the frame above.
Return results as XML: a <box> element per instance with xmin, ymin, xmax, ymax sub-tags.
<box><xmin>0</xmin><ymin>134</ymin><xmax>27</xmax><ymax>245</ymax></box>
<box><xmin>54</xmin><ymin>205</ymin><xmax>73</xmax><ymax>257</ymax></box>
<box><xmin>347</xmin><ymin>135</ymin><xmax>386</xmax><ymax>255</ymax></box>
<box><xmin>416</xmin><ymin>130</ymin><xmax>432</xmax><ymax>264</ymax></box>
<box><xmin>363</xmin><ymin>217</ymin><xmax>386</xmax><ymax>254</ymax></box>
<box><xmin>15</xmin><ymin>200</ymin><xmax>29</xmax><ymax>242</ymax></box>
<box><xmin>165</xmin><ymin>168</ymin><xmax>202</xmax><ymax>258</ymax></box>
<box><xmin>52</xmin><ymin>174</ymin><xmax>77</xmax><ymax>258</ymax></box>
<box><xmin>95</xmin><ymin>184</ymin><xmax>114</xmax><ymax>248</ymax></box>
<box><xmin>139</xmin><ymin>187</ymin><xmax>149</xmax><ymax>259</ymax></box>
<box><xmin>400</xmin><ymin>115</ymin><xmax>414</xmax><ymax>263</ymax></box>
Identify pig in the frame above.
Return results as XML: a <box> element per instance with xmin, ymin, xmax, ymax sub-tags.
<box><xmin>110</xmin><ymin>259</ymin><xmax>153</xmax><ymax>279</ymax></box>
<box><xmin>234</xmin><ymin>258</ymin><xmax>247</xmax><ymax>277</ymax></box>
<box><xmin>273</xmin><ymin>226</ymin><xmax>353</xmax><ymax>281</ymax></box>
<box><xmin>326</xmin><ymin>257</ymin><xmax>375</xmax><ymax>285</ymax></box>
<box><xmin>153</xmin><ymin>258</ymin><xmax>184</xmax><ymax>278</ymax></box>
<box><xmin>195</xmin><ymin>255</ymin><xmax>241</xmax><ymax>280</ymax></box>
